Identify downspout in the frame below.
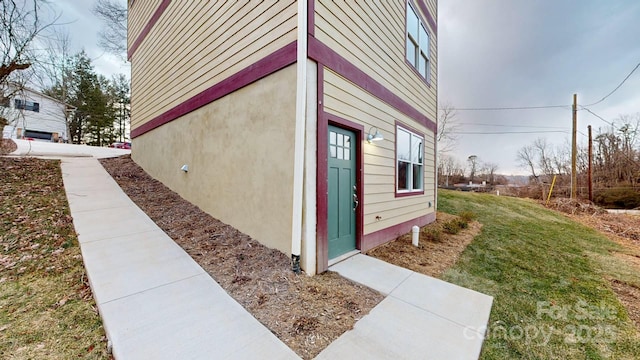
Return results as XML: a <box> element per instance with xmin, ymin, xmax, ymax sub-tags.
<box><xmin>291</xmin><ymin>0</ymin><xmax>308</xmax><ymax>273</ymax></box>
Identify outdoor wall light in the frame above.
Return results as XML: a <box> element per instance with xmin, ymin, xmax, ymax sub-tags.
<box><xmin>367</xmin><ymin>127</ymin><xmax>384</xmax><ymax>143</ymax></box>
<box><xmin>180</xmin><ymin>164</ymin><xmax>188</xmax><ymax>172</ymax></box>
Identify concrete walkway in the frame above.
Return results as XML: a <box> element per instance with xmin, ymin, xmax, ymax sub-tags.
<box><xmin>13</xmin><ymin>141</ymin><xmax>494</xmax><ymax>359</ymax></box>
<box><xmin>61</xmin><ymin>157</ymin><xmax>298</xmax><ymax>359</ymax></box>
<box><xmin>321</xmin><ymin>255</ymin><xmax>493</xmax><ymax>359</ymax></box>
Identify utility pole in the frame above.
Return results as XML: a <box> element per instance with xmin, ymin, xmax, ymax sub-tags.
<box><xmin>588</xmin><ymin>125</ymin><xmax>593</xmax><ymax>202</ymax></box>
<box><xmin>571</xmin><ymin>94</ymin><xmax>577</xmax><ymax>199</ymax></box>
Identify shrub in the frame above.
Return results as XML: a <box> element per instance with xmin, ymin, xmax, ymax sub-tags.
<box><xmin>459</xmin><ymin>210</ymin><xmax>477</xmax><ymax>223</ymax></box>
<box><xmin>422</xmin><ymin>228</ymin><xmax>442</xmax><ymax>242</ymax></box>
<box><xmin>442</xmin><ymin>219</ymin><xmax>463</xmax><ymax>234</ymax></box>
<box><xmin>456</xmin><ymin>218</ymin><xmax>469</xmax><ymax>229</ymax></box>
<box><xmin>594</xmin><ymin>188</ymin><xmax>640</xmax><ymax>209</ymax></box>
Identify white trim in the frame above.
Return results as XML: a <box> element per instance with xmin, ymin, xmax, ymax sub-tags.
<box><xmin>396</xmin><ymin>125</ymin><xmax>425</xmax><ymax>193</ymax></box>
<box><xmin>291</xmin><ymin>0</ymin><xmax>308</xmax><ymax>258</ymax></box>
<box><xmin>302</xmin><ymin>59</ymin><xmax>318</xmax><ymax>275</ymax></box>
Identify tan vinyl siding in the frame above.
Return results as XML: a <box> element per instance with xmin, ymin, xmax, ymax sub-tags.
<box><xmin>323</xmin><ymin>69</ymin><xmax>435</xmax><ymax>235</ymax></box>
<box><xmin>127</xmin><ymin>0</ymin><xmax>157</xmax><ymax>49</ymax></box>
<box><xmin>130</xmin><ymin>0</ymin><xmax>297</xmax><ymax>131</ymax></box>
<box><xmin>315</xmin><ymin>0</ymin><xmax>437</xmax><ymax>122</ymax></box>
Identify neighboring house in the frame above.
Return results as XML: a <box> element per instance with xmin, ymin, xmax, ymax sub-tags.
<box><xmin>128</xmin><ymin>0</ymin><xmax>437</xmax><ymax>274</ymax></box>
<box><xmin>1</xmin><ymin>84</ymin><xmax>72</xmax><ymax>142</ymax></box>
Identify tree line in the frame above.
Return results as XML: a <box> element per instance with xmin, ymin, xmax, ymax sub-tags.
<box><xmin>515</xmin><ymin>114</ymin><xmax>640</xmax><ymax>207</ymax></box>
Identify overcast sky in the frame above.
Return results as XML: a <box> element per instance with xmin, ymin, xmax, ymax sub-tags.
<box><xmin>51</xmin><ymin>0</ymin><xmax>129</xmax><ymax>80</ymax></box>
<box><xmin>53</xmin><ymin>1</ymin><xmax>640</xmax><ymax>175</ymax></box>
<box><xmin>439</xmin><ymin>0</ymin><xmax>640</xmax><ymax>174</ymax></box>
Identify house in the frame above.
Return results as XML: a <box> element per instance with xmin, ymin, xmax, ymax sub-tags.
<box><xmin>127</xmin><ymin>0</ymin><xmax>437</xmax><ymax>275</ymax></box>
<box><xmin>1</xmin><ymin>84</ymin><xmax>72</xmax><ymax>142</ymax></box>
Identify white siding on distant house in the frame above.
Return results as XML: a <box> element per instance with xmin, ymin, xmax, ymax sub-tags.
<box><xmin>1</xmin><ymin>88</ymin><xmax>68</xmax><ymax>141</ymax></box>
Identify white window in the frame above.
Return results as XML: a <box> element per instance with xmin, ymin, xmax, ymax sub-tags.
<box><xmin>406</xmin><ymin>2</ymin><xmax>430</xmax><ymax>81</ymax></box>
<box><xmin>397</xmin><ymin>125</ymin><xmax>424</xmax><ymax>192</ymax></box>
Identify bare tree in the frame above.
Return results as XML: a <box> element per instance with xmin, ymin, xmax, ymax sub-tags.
<box><xmin>1</xmin><ymin>0</ymin><xmax>60</xmax><ymax>86</ymax></box>
<box><xmin>437</xmin><ymin>102</ymin><xmax>460</xmax><ymax>154</ymax></box>
<box><xmin>467</xmin><ymin>155</ymin><xmax>478</xmax><ymax>183</ymax></box>
<box><xmin>1</xmin><ymin>0</ymin><xmax>62</xmax><ymax>139</ymax></box>
<box><xmin>437</xmin><ymin>154</ymin><xmax>465</xmax><ymax>186</ymax></box>
<box><xmin>483</xmin><ymin>162</ymin><xmax>499</xmax><ymax>185</ymax></box>
<box><xmin>92</xmin><ymin>0</ymin><xmax>127</xmax><ymax>59</ymax></box>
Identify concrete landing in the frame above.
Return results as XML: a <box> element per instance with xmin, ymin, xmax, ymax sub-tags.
<box><xmin>320</xmin><ymin>254</ymin><xmax>493</xmax><ymax>359</ymax></box>
<box><xmin>61</xmin><ymin>157</ymin><xmax>299</xmax><ymax>359</ymax></box>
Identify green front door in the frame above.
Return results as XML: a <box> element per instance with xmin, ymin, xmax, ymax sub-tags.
<box><xmin>327</xmin><ymin>125</ymin><xmax>357</xmax><ymax>259</ymax></box>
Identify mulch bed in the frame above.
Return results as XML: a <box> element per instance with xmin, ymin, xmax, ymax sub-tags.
<box><xmin>367</xmin><ymin>212</ymin><xmax>482</xmax><ymax>278</ymax></box>
<box><xmin>99</xmin><ymin>155</ymin><xmax>383</xmax><ymax>359</ymax></box>
<box><xmin>0</xmin><ymin>139</ymin><xmax>17</xmax><ymax>154</ymax></box>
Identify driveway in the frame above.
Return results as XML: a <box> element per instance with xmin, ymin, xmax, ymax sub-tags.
<box><xmin>9</xmin><ymin>139</ymin><xmax>130</xmax><ymax>158</ymax></box>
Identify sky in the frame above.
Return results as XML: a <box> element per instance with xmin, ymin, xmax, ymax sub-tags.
<box><xmin>48</xmin><ymin>1</ymin><xmax>640</xmax><ymax>175</ymax></box>
<box><xmin>439</xmin><ymin>0</ymin><xmax>640</xmax><ymax>175</ymax></box>
<box><xmin>50</xmin><ymin>0</ymin><xmax>129</xmax><ymax>80</ymax></box>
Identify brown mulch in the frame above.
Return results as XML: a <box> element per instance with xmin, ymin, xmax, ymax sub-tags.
<box><xmin>544</xmin><ymin>197</ymin><xmax>608</xmax><ymax>216</ymax></box>
<box><xmin>367</xmin><ymin>212</ymin><xmax>482</xmax><ymax>278</ymax></box>
<box><xmin>0</xmin><ymin>138</ymin><xmax>17</xmax><ymax>154</ymax></box>
<box><xmin>99</xmin><ymin>155</ymin><xmax>383</xmax><ymax>359</ymax></box>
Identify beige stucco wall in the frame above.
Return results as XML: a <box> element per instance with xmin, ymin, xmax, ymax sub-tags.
<box><xmin>132</xmin><ymin>65</ymin><xmax>297</xmax><ymax>255</ymax></box>
<box><xmin>323</xmin><ymin>68</ymin><xmax>436</xmax><ymax>235</ymax></box>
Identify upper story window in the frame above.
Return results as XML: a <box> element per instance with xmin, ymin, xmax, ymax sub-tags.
<box><xmin>397</xmin><ymin>125</ymin><xmax>424</xmax><ymax>193</ymax></box>
<box><xmin>15</xmin><ymin>99</ymin><xmax>40</xmax><ymax>112</ymax></box>
<box><xmin>406</xmin><ymin>2</ymin><xmax>430</xmax><ymax>82</ymax></box>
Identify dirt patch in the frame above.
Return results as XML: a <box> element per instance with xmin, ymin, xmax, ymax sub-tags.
<box><xmin>610</xmin><ymin>279</ymin><xmax>640</xmax><ymax>332</ymax></box>
<box><xmin>367</xmin><ymin>212</ymin><xmax>482</xmax><ymax>278</ymax></box>
<box><xmin>100</xmin><ymin>155</ymin><xmax>383</xmax><ymax>359</ymax></box>
<box><xmin>0</xmin><ymin>138</ymin><xmax>17</xmax><ymax>154</ymax></box>
<box><xmin>544</xmin><ymin>197</ymin><xmax>608</xmax><ymax>215</ymax></box>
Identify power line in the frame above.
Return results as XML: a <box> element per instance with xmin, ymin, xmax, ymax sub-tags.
<box><xmin>579</xmin><ymin>107</ymin><xmax>616</xmax><ymax>127</ymax></box>
<box><xmin>450</xmin><ymin>130</ymin><xmax>569</xmax><ymax>135</ymax></box>
<box><xmin>583</xmin><ymin>60</ymin><xmax>640</xmax><ymax>107</ymax></box>
<box><xmin>450</xmin><ymin>104</ymin><xmax>570</xmax><ymax>111</ymax></box>
<box><xmin>456</xmin><ymin>122</ymin><xmax>569</xmax><ymax>129</ymax></box>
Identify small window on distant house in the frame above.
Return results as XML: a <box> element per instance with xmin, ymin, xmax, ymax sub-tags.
<box><xmin>0</xmin><ymin>97</ymin><xmax>9</xmax><ymax>107</ymax></box>
<box><xmin>15</xmin><ymin>99</ymin><xmax>39</xmax><ymax>112</ymax></box>
<box><xmin>397</xmin><ymin>125</ymin><xmax>424</xmax><ymax>193</ymax></box>
<box><xmin>406</xmin><ymin>2</ymin><xmax>430</xmax><ymax>81</ymax></box>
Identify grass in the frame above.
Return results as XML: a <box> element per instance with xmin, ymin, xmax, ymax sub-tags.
<box><xmin>438</xmin><ymin>190</ymin><xmax>640</xmax><ymax>359</ymax></box>
<box><xmin>0</xmin><ymin>158</ymin><xmax>109</xmax><ymax>359</ymax></box>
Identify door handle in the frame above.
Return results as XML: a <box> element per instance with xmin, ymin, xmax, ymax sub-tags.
<box><xmin>353</xmin><ymin>185</ymin><xmax>359</xmax><ymax>211</ymax></box>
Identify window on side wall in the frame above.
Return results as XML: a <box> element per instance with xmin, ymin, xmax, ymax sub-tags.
<box><xmin>15</xmin><ymin>99</ymin><xmax>40</xmax><ymax>112</ymax></box>
<box><xmin>396</xmin><ymin>125</ymin><xmax>424</xmax><ymax>193</ymax></box>
<box><xmin>406</xmin><ymin>1</ymin><xmax>430</xmax><ymax>81</ymax></box>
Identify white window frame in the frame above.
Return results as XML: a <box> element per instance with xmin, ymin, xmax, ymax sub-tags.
<box><xmin>396</xmin><ymin>125</ymin><xmax>424</xmax><ymax>194</ymax></box>
<box><xmin>406</xmin><ymin>1</ymin><xmax>430</xmax><ymax>82</ymax></box>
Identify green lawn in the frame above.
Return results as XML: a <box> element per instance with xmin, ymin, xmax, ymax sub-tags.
<box><xmin>438</xmin><ymin>190</ymin><xmax>640</xmax><ymax>359</ymax></box>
